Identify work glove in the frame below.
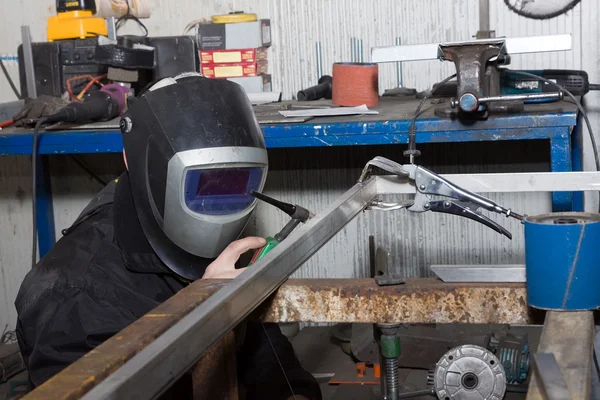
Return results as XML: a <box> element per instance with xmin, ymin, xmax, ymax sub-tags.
<box><xmin>12</xmin><ymin>95</ymin><xmax>69</xmax><ymax>127</ymax></box>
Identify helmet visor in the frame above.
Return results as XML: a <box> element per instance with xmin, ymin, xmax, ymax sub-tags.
<box><xmin>183</xmin><ymin>167</ymin><xmax>264</xmax><ymax>215</ymax></box>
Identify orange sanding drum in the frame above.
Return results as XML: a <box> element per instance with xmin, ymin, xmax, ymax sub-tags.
<box><xmin>332</xmin><ymin>62</ymin><xmax>379</xmax><ymax>107</ymax></box>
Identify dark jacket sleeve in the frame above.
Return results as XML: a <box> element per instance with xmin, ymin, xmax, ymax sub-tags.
<box><xmin>237</xmin><ymin>322</ymin><xmax>322</xmax><ymax>400</ymax></box>
<box><xmin>16</xmin><ymin>283</ymin><xmax>193</xmax><ymax>400</ymax></box>
<box><xmin>16</xmin><ymin>284</ymin><xmax>138</xmax><ymax>387</ymax></box>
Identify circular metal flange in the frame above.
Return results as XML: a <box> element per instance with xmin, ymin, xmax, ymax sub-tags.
<box><xmin>433</xmin><ymin>344</ymin><xmax>506</xmax><ymax>400</ymax></box>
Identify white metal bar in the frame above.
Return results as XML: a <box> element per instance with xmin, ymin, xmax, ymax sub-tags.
<box><xmin>371</xmin><ymin>34</ymin><xmax>572</xmax><ymax>63</ymax></box>
<box><xmin>375</xmin><ymin>171</ymin><xmax>600</xmax><ymax>195</ymax></box>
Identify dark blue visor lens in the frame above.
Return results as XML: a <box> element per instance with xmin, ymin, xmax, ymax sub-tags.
<box><xmin>184</xmin><ymin>167</ymin><xmax>263</xmax><ymax>215</ymax></box>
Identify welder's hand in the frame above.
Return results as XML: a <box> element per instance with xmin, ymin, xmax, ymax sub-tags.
<box><xmin>12</xmin><ymin>95</ymin><xmax>69</xmax><ymax>126</ymax></box>
<box><xmin>202</xmin><ymin>237</ymin><xmax>267</xmax><ymax>279</ymax></box>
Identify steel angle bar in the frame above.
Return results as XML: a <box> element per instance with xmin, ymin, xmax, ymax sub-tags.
<box><xmin>430</xmin><ymin>264</ymin><xmax>525</xmax><ymax>283</ymax></box>
<box><xmin>82</xmin><ymin>178</ymin><xmax>379</xmax><ymax>400</ymax></box>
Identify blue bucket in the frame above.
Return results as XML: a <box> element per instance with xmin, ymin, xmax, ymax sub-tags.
<box><xmin>524</xmin><ymin>212</ymin><xmax>600</xmax><ymax>310</ymax></box>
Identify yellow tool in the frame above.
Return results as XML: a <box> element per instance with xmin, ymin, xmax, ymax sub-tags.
<box><xmin>210</xmin><ymin>12</ymin><xmax>257</xmax><ymax>24</ymax></box>
<box><xmin>47</xmin><ymin>0</ymin><xmax>107</xmax><ymax>41</ymax></box>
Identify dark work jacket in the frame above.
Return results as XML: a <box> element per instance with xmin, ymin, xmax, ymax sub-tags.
<box><xmin>15</xmin><ymin>172</ymin><xmax>321</xmax><ymax>400</ymax></box>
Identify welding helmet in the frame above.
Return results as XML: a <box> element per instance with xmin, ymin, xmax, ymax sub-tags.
<box><xmin>119</xmin><ymin>73</ymin><xmax>268</xmax><ymax>280</ymax></box>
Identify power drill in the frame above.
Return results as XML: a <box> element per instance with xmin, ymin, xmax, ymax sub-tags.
<box><xmin>45</xmin><ymin>84</ymin><xmax>128</xmax><ymax>124</ymax></box>
<box><xmin>247</xmin><ymin>191</ymin><xmax>313</xmax><ymax>266</ymax></box>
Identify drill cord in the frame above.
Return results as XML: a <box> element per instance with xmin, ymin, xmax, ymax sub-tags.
<box><xmin>506</xmin><ymin>69</ymin><xmax>600</xmax><ymax>213</ymax></box>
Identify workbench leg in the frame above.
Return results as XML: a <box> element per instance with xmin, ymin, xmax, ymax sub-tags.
<box><xmin>571</xmin><ymin>119</ymin><xmax>585</xmax><ymax>211</ymax></box>
<box><xmin>550</xmin><ymin>134</ymin><xmax>573</xmax><ymax>212</ymax></box>
<box><xmin>192</xmin><ymin>331</ymin><xmax>238</xmax><ymax>400</ymax></box>
<box><xmin>35</xmin><ymin>154</ymin><xmax>56</xmax><ymax>259</ymax></box>
<box><xmin>526</xmin><ymin>311</ymin><xmax>594</xmax><ymax>400</ymax></box>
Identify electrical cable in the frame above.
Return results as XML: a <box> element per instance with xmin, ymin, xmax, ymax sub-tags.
<box><xmin>116</xmin><ymin>0</ymin><xmax>148</xmax><ymax>37</ymax></box>
<box><xmin>261</xmin><ymin>323</ymin><xmax>297</xmax><ymax>400</ymax></box>
<box><xmin>0</xmin><ymin>57</ymin><xmax>22</xmax><ymax>100</ymax></box>
<box><xmin>405</xmin><ymin>73</ymin><xmax>457</xmax><ymax>162</ymax></box>
<box><xmin>31</xmin><ymin>117</ymin><xmax>47</xmax><ymax>269</ymax></box>
<box><xmin>506</xmin><ymin>69</ymin><xmax>600</xmax><ymax>212</ymax></box>
<box><xmin>69</xmin><ymin>155</ymin><xmax>108</xmax><ymax>186</ymax></box>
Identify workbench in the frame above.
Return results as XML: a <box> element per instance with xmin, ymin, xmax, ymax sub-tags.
<box><xmin>0</xmin><ymin>97</ymin><xmax>581</xmax><ymax>257</ymax></box>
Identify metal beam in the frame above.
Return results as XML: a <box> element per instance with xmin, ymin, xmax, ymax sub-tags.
<box><xmin>80</xmin><ymin>179</ymin><xmax>379</xmax><ymax>400</ymax></box>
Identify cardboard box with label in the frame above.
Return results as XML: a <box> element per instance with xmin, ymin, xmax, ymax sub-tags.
<box><xmin>197</xmin><ymin>20</ymin><xmax>272</xmax><ymax>50</ymax></box>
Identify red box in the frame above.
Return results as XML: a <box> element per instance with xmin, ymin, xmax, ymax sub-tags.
<box><xmin>200</xmin><ymin>48</ymin><xmax>268</xmax><ymax>64</ymax></box>
<box><xmin>201</xmin><ymin>61</ymin><xmax>268</xmax><ymax>78</ymax></box>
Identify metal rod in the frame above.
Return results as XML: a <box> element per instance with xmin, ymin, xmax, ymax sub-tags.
<box><xmin>350</xmin><ymin>37</ymin><xmax>356</xmax><ymax>62</ymax></box>
<box><xmin>20</xmin><ymin>26</ymin><xmax>36</xmax><ymax>99</ymax></box>
<box><xmin>107</xmin><ymin>17</ymin><xmax>117</xmax><ymax>41</ymax></box>
<box><xmin>81</xmin><ymin>179</ymin><xmax>379</xmax><ymax>400</ymax></box>
<box><xmin>479</xmin><ymin>0</ymin><xmax>490</xmax><ymax>32</ymax></box>
<box><xmin>315</xmin><ymin>42</ymin><xmax>323</xmax><ymax>80</ymax></box>
<box><xmin>358</xmin><ymin>39</ymin><xmax>363</xmax><ymax>63</ymax></box>
<box><xmin>395</xmin><ymin>37</ymin><xmax>403</xmax><ymax>87</ymax></box>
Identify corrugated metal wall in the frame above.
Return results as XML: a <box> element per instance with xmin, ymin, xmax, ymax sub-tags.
<box><xmin>1</xmin><ymin>0</ymin><xmax>598</xmax><ymax>332</ymax></box>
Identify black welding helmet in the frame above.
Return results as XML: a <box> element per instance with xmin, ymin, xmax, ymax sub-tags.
<box><xmin>119</xmin><ymin>73</ymin><xmax>268</xmax><ymax>280</ymax></box>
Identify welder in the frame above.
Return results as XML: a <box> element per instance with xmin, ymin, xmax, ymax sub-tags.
<box><xmin>14</xmin><ymin>73</ymin><xmax>321</xmax><ymax>400</ymax></box>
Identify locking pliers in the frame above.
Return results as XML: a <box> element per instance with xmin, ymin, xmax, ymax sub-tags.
<box><xmin>358</xmin><ymin>156</ymin><xmax>524</xmax><ymax>239</ymax></box>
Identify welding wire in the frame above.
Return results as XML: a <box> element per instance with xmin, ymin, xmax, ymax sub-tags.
<box><xmin>332</xmin><ymin>62</ymin><xmax>379</xmax><ymax>107</ymax></box>
<box><xmin>350</xmin><ymin>38</ymin><xmax>357</xmax><ymax>62</ymax></box>
<box><xmin>395</xmin><ymin>37</ymin><xmax>403</xmax><ymax>87</ymax></box>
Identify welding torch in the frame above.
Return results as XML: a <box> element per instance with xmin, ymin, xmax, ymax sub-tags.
<box><xmin>247</xmin><ymin>191</ymin><xmax>313</xmax><ymax>266</ymax></box>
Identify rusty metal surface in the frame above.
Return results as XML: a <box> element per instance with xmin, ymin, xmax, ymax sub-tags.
<box><xmin>262</xmin><ymin>278</ymin><xmax>530</xmax><ymax>324</ymax></box>
<box><xmin>192</xmin><ymin>331</ymin><xmax>238</xmax><ymax>400</ymax></box>
<box><xmin>24</xmin><ymin>278</ymin><xmax>529</xmax><ymax>399</ymax></box>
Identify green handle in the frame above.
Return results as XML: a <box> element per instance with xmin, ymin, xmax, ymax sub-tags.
<box><xmin>248</xmin><ymin>236</ymin><xmax>280</xmax><ymax>265</ymax></box>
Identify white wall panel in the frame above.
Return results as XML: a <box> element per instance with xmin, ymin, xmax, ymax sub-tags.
<box><xmin>1</xmin><ymin>0</ymin><xmax>599</xmax><ymax>332</ymax></box>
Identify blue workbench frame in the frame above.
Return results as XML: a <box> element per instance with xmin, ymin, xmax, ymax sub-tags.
<box><xmin>0</xmin><ymin>108</ymin><xmax>581</xmax><ymax>258</ymax></box>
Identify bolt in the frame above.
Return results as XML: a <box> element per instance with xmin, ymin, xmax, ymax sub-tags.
<box><xmin>423</xmin><ymin>203</ymin><xmax>430</xmax><ymax>210</ymax></box>
<box><xmin>459</xmin><ymin>92</ymin><xmax>479</xmax><ymax>112</ymax></box>
<box><xmin>444</xmin><ymin>201</ymin><xmax>451</xmax><ymax>208</ymax></box>
<box><xmin>419</xmin><ymin>184</ymin><xmax>426</xmax><ymax>190</ymax></box>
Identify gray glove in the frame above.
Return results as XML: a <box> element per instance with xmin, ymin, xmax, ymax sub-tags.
<box><xmin>12</xmin><ymin>95</ymin><xmax>69</xmax><ymax>126</ymax></box>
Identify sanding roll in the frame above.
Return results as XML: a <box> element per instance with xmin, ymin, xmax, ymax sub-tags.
<box><xmin>332</xmin><ymin>63</ymin><xmax>379</xmax><ymax>107</ymax></box>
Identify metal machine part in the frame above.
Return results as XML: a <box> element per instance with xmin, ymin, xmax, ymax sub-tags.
<box><xmin>489</xmin><ymin>333</ymin><xmax>530</xmax><ymax>385</ymax></box>
<box><xmin>378</xmin><ymin>324</ymin><xmax>403</xmax><ymax>400</ymax></box>
<box><xmin>433</xmin><ymin>344</ymin><xmax>506</xmax><ymax>400</ymax></box>
<box><xmin>372</xmin><ymin>245</ymin><xmax>405</xmax><ymax>287</ymax></box>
